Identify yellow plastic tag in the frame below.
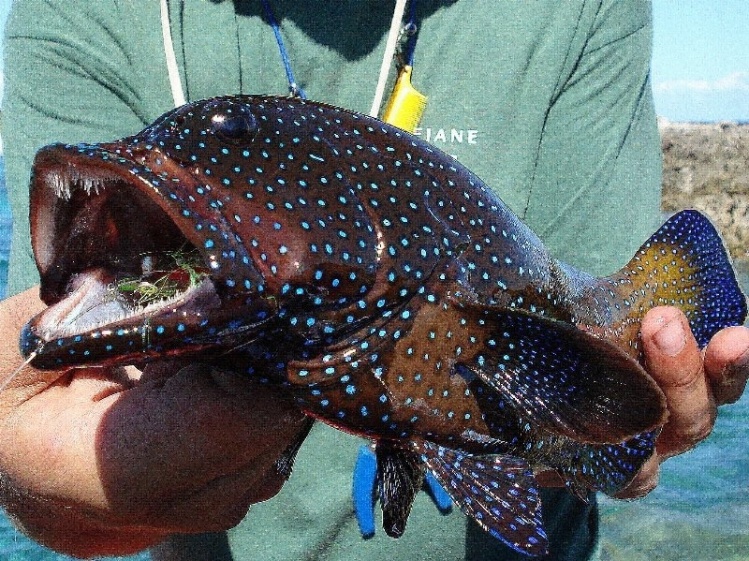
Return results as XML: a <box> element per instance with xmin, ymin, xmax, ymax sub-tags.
<box><xmin>381</xmin><ymin>66</ymin><xmax>427</xmax><ymax>133</ymax></box>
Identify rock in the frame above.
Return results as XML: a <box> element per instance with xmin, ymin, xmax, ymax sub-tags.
<box><xmin>660</xmin><ymin>121</ymin><xmax>749</xmax><ymax>259</ymax></box>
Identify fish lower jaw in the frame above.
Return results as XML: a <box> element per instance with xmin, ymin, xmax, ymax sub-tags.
<box><xmin>25</xmin><ymin>267</ymin><xmax>219</xmax><ymax>355</ymax></box>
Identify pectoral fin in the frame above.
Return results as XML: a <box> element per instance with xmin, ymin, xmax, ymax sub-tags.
<box><xmin>461</xmin><ymin>308</ymin><xmax>667</xmax><ymax>444</ymax></box>
<box><xmin>274</xmin><ymin>417</ymin><xmax>314</xmax><ymax>479</ymax></box>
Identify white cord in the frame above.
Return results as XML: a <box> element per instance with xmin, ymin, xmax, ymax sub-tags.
<box><xmin>160</xmin><ymin>0</ymin><xmax>187</xmax><ymax>107</ymax></box>
<box><xmin>162</xmin><ymin>0</ymin><xmax>405</xmax><ymax>114</ymax></box>
<box><xmin>369</xmin><ymin>0</ymin><xmax>408</xmax><ymax>118</ymax></box>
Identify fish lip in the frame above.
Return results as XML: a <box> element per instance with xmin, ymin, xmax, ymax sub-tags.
<box><xmin>21</xmin><ymin>262</ymin><xmax>275</xmax><ymax>369</ymax></box>
<box><xmin>21</xmin><ymin>267</ymin><xmax>219</xmax><ymax>367</ymax></box>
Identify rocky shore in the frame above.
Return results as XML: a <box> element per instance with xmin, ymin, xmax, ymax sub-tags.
<box><xmin>660</xmin><ymin>120</ymin><xmax>749</xmax><ymax>260</ymax></box>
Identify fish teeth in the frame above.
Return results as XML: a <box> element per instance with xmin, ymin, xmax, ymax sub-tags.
<box><xmin>51</xmin><ymin>174</ymin><xmax>72</xmax><ymax>200</ymax></box>
<box><xmin>50</xmin><ymin>170</ymin><xmax>107</xmax><ymax>199</ymax></box>
<box><xmin>78</xmin><ymin>176</ymin><xmax>104</xmax><ymax>195</ymax></box>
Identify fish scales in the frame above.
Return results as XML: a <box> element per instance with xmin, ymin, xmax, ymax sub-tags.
<box><xmin>20</xmin><ymin>96</ymin><xmax>747</xmax><ymax>556</ymax></box>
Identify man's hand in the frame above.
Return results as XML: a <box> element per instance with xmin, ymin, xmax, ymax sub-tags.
<box><xmin>0</xmin><ymin>288</ymin><xmax>309</xmax><ymax>557</ymax></box>
<box><xmin>617</xmin><ymin>306</ymin><xmax>749</xmax><ymax>498</ymax></box>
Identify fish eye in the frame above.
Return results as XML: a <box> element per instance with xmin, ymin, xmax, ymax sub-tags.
<box><xmin>210</xmin><ymin>113</ymin><xmax>258</xmax><ymax>142</ymax></box>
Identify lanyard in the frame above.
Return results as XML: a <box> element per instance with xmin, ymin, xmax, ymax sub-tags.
<box><xmin>380</xmin><ymin>1</ymin><xmax>426</xmax><ymax>133</ymax></box>
<box><xmin>160</xmin><ymin>0</ymin><xmax>187</xmax><ymax>108</ymax></box>
<box><xmin>262</xmin><ymin>0</ymin><xmax>425</xmax><ymax>131</ymax></box>
<box><xmin>161</xmin><ymin>0</ymin><xmax>426</xmax><ymax>131</ymax></box>
<box><xmin>261</xmin><ymin>0</ymin><xmax>307</xmax><ymax>99</ymax></box>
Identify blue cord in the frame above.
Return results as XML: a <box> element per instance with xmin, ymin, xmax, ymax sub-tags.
<box><xmin>261</xmin><ymin>0</ymin><xmax>307</xmax><ymax>99</ymax></box>
<box><xmin>353</xmin><ymin>446</ymin><xmax>378</xmax><ymax>539</ymax></box>
<box><xmin>403</xmin><ymin>0</ymin><xmax>419</xmax><ymax>67</ymax></box>
<box><xmin>424</xmin><ymin>472</ymin><xmax>453</xmax><ymax>513</ymax></box>
<box><xmin>262</xmin><ymin>0</ymin><xmax>417</xmax><ymax>99</ymax></box>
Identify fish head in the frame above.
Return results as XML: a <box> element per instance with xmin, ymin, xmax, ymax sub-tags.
<box><xmin>22</xmin><ymin>96</ymin><xmax>383</xmax><ymax>369</ymax></box>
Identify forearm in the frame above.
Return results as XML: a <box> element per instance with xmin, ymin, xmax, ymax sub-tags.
<box><xmin>3</xmin><ymin>490</ymin><xmax>167</xmax><ymax>558</ymax></box>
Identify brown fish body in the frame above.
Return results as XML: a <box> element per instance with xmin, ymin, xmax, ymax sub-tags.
<box><xmin>20</xmin><ymin>96</ymin><xmax>746</xmax><ymax>555</ymax></box>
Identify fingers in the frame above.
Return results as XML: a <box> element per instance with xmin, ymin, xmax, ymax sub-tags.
<box><xmin>92</xmin><ymin>363</ymin><xmax>308</xmax><ymax>526</ymax></box>
<box><xmin>703</xmin><ymin>326</ymin><xmax>749</xmax><ymax>405</ymax></box>
<box><xmin>618</xmin><ymin>308</ymin><xmax>748</xmax><ymax>500</ymax></box>
<box><xmin>640</xmin><ymin>306</ymin><xmax>715</xmax><ymax>459</ymax></box>
<box><xmin>617</xmin><ymin>306</ymin><xmax>713</xmax><ymax>498</ymax></box>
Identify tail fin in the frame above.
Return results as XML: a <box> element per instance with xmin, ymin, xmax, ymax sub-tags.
<box><xmin>606</xmin><ymin>210</ymin><xmax>746</xmax><ymax>348</ymax></box>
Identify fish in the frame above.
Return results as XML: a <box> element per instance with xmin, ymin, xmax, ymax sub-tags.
<box><xmin>19</xmin><ymin>95</ymin><xmax>747</xmax><ymax>556</ymax></box>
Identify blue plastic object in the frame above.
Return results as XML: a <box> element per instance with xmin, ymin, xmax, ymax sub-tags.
<box><xmin>352</xmin><ymin>444</ymin><xmax>453</xmax><ymax>538</ymax></box>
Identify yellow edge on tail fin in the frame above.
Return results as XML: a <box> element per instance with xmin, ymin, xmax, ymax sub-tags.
<box><xmin>382</xmin><ymin>66</ymin><xmax>427</xmax><ymax>134</ymax></box>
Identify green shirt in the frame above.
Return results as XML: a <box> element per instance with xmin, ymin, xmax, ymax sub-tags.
<box><xmin>3</xmin><ymin>1</ymin><xmax>661</xmax><ymax>559</ymax></box>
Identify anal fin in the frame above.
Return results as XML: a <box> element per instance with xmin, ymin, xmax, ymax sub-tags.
<box><xmin>414</xmin><ymin>440</ymin><xmax>548</xmax><ymax>556</ymax></box>
<box><xmin>560</xmin><ymin>429</ymin><xmax>659</xmax><ymax>496</ymax></box>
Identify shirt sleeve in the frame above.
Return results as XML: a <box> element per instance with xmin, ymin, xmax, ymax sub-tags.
<box><xmin>524</xmin><ymin>0</ymin><xmax>662</xmax><ymax>276</ymax></box>
<box><xmin>3</xmin><ymin>0</ymin><xmax>165</xmax><ymax>294</ymax></box>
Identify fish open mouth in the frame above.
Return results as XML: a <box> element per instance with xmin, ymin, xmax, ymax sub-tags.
<box><xmin>21</xmin><ymin>143</ymin><xmax>268</xmax><ymax>369</ymax></box>
<box><xmin>31</xmin><ymin>146</ymin><xmax>202</xmax><ymax>301</ymax></box>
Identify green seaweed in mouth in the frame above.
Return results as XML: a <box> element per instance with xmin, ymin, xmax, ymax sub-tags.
<box><xmin>112</xmin><ymin>247</ymin><xmax>207</xmax><ymax>307</ymax></box>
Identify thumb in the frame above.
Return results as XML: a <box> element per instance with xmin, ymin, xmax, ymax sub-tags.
<box><xmin>640</xmin><ymin>306</ymin><xmax>715</xmax><ymax>458</ymax></box>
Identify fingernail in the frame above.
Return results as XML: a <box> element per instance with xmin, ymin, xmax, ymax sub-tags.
<box><xmin>653</xmin><ymin>317</ymin><xmax>686</xmax><ymax>357</ymax></box>
<box><xmin>720</xmin><ymin>346</ymin><xmax>749</xmax><ymax>386</ymax></box>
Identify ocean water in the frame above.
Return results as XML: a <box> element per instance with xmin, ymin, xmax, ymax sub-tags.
<box><xmin>0</xmin><ymin>159</ymin><xmax>10</xmax><ymax>299</ymax></box>
<box><xmin>0</xmin><ymin>156</ymin><xmax>746</xmax><ymax>560</ymax></box>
